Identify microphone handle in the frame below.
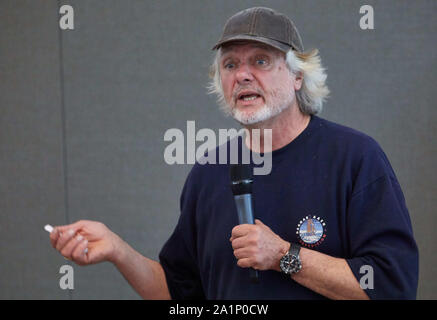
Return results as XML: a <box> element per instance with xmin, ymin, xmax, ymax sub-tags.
<box><xmin>233</xmin><ymin>194</ymin><xmax>259</xmax><ymax>283</ymax></box>
<box><xmin>250</xmin><ymin>269</ymin><xmax>259</xmax><ymax>283</ymax></box>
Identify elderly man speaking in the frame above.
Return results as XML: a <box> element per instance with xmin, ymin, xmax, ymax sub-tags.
<box><xmin>49</xmin><ymin>7</ymin><xmax>418</xmax><ymax>300</ymax></box>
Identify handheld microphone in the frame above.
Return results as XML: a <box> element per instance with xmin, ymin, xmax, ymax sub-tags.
<box><xmin>230</xmin><ymin>163</ymin><xmax>259</xmax><ymax>283</ymax></box>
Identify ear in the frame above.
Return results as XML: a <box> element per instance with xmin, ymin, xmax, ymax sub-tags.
<box><xmin>293</xmin><ymin>71</ymin><xmax>303</xmax><ymax>91</ymax></box>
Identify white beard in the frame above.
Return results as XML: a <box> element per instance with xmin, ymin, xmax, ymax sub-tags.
<box><xmin>228</xmin><ymin>90</ymin><xmax>294</xmax><ymax>125</ymax></box>
<box><xmin>231</xmin><ymin>103</ymin><xmax>283</xmax><ymax>125</ymax></box>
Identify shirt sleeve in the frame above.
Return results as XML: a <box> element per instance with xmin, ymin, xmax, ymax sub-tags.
<box><xmin>345</xmin><ymin>148</ymin><xmax>419</xmax><ymax>299</ymax></box>
<box><xmin>159</xmin><ymin>168</ymin><xmax>205</xmax><ymax>300</ymax></box>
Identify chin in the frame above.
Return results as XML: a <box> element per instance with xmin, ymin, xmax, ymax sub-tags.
<box><xmin>232</xmin><ymin>104</ymin><xmax>274</xmax><ymax>125</ymax></box>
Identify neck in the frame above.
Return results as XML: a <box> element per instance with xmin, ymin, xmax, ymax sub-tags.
<box><xmin>243</xmin><ymin>103</ymin><xmax>311</xmax><ymax>153</ymax></box>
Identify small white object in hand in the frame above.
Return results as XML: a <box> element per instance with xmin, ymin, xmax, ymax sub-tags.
<box><xmin>44</xmin><ymin>224</ymin><xmax>54</xmax><ymax>233</ymax></box>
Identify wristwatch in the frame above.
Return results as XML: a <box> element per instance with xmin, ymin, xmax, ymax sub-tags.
<box><xmin>280</xmin><ymin>243</ymin><xmax>302</xmax><ymax>275</ymax></box>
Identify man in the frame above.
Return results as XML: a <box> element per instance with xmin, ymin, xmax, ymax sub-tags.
<box><xmin>49</xmin><ymin>7</ymin><xmax>418</xmax><ymax>299</ymax></box>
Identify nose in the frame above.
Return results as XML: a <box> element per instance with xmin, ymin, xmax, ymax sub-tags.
<box><xmin>235</xmin><ymin>63</ymin><xmax>254</xmax><ymax>84</ymax></box>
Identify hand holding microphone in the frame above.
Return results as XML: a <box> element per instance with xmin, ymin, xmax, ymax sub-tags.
<box><xmin>230</xmin><ymin>163</ymin><xmax>259</xmax><ymax>283</ymax></box>
<box><xmin>229</xmin><ymin>164</ymin><xmax>291</xmax><ymax>281</ymax></box>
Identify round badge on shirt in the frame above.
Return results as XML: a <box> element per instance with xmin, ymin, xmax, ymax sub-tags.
<box><xmin>296</xmin><ymin>215</ymin><xmax>327</xmax><ymax>248</ymax></box>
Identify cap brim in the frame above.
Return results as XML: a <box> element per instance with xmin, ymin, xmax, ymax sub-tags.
<box><xmin>212</xmin><ymin>35</ymin><xmax>292</xmax><ymax>53</ymax></box>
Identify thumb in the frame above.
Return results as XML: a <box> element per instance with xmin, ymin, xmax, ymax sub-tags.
<box><xmin>255</xmin><ymin>219</ymin><xmax>272</xmax><ymax>231</ymax></box>
<box><xmin>254</xmin><ymin>219</ymin><xmax>265</xmax><ymax>226</ymax></box>
<box><xmin>55</xmin><ymin>220</ymin><xmax>87</xmax><ymax>234</ymax></box>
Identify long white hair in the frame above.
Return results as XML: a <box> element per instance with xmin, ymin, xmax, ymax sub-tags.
<box><xmin>208</xmin><ymin>47</ymin><xmax>330</xmax><ymax>115</ymax></box>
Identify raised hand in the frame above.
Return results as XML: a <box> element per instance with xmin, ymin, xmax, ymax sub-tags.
<box><xmin>49</xmin><ymin>220</ymin><xmax>122</xmax><ymax>266</ymax></box>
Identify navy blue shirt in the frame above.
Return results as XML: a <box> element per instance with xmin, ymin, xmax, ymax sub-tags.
<box><xmin>159</xmin><ymin>115</ymin><xmax>419</xmax><ymax>299</ymax></box>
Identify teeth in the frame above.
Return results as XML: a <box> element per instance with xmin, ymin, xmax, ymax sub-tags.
<box><xmin>243</xmin><ymin>95</ymin><xmax>258</xmax><ymax>101</ymax></box>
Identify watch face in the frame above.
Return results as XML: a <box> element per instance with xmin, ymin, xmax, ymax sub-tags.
<box><xmin>280</xmin><ymin>254</ymin><xmax>291</xmax><ymax>273</ymax></box>
<box><xmin>280</xmin><ymin>254</ymin><xmax>302</xmax><ymax>274</ymax></box>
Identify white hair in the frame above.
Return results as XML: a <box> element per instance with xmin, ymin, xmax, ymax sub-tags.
<box><xmin>208</xmin><ymin>47</ymin><xmax>330</xmax><ymax>115</ymax></box>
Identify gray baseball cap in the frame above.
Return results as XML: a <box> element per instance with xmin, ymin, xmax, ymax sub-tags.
<box><xmin>212</xmin><ymin>7</ymin><xmax>304</xmax><ymax>53</ymax></box>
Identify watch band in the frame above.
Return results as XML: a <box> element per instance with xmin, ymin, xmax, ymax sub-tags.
<box><xmin>289</xmin><ymin>242</ymin><xmax>301</xmax><ymax>258</ymax></box>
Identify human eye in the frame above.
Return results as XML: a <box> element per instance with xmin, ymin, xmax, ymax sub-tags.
<box><xmin>221</xmin><ymin>57</ymin><xmax>235</xmax><ymax>70</ymax></box>
<box><xmin>256</xmin><ymin>59</ymin><xmax>267</xmax><ymax>65</ymax></box>
<box><xmin>254</xmin><ymin>56</ymin><xmax>270</xmax><ymax>67</ymax></box>
<box><xmin>221</xmin><ymin>56</ymin><xmax>236</xmax><ymax>70</ymax></box>
<box><xmin>224</xmin><ymin>62</ymin><xmax>235</xmax><ymax>70</ymax></box>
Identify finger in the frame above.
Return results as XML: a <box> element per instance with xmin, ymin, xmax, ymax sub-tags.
<box><xmin>60</xmin><ymin>234</ymin><xmax>86</xmax><ymax>260</ymax></box>
<box><xmin>71</xmin><ymin>239</ymin><xmax>89</xmax><ymax>265</ymax></box>
<box><xmin>237</xmin><ymin>258</ymin><xmax>253</xmax><ymax>269</ymax></box>
<box><xmin>254</xmin><ymin>219</ymin><xmax>264</xmax><ymax>226</ymax></box>
<box><xmin>254</xmin><ymin>219</ymin><xmax>270</xmax><ymax>231</ymax></box>
<box><xmin>231</xmin><ymin>224</ymin><xmax>252</xmax><ymax>241</ymax></box>
<box><xmin>49</xmin><ymin>228</ymin><xmax>61</xmax><ymax>248</ymax></box>
<box><xmin>231</xmin><ymin>236</ymin><xmax>247</xmax><ymax>250</ymax></box>
<box><xmin>233</xmin><ymin>247</ymin><xmax>254</xmax><ymax>260</ymax></box>
<box><xmin>56</xmin><ymin>228</ymin><xmax>77</xmax><ymax>252</ymax></box>
<box><xmin>55</xmin><ymin>220</ymin><xmax>88</xmax><ymax>234</ymax></box>
<box><xmin>51</xmin><ymin>220</ymin><xmax>89</xmax><ymax>249</ymax></box>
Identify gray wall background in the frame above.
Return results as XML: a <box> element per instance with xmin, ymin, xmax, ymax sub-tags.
<box><xmin>0</xmin><ymin>0</ymin><xmax>435</xmax><ymax>299</ymax></box>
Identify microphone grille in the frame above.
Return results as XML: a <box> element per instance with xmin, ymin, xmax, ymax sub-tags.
<box><xmin>230</xmin><ymin>163</ymin><xmax>253</xmax><ymax>182</ymax></box>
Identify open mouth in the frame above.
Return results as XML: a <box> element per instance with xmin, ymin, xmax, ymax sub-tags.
<box><xmin>236</xmin><ymin>91</ymin><xmax>263</xmax><ymax>103</ymax></box>
<box><xmin>239</xmin><ymin>94</ymin><xmax>261</xmax><ymax>101</ymax></box>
